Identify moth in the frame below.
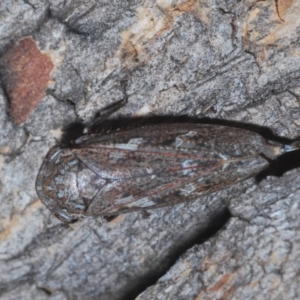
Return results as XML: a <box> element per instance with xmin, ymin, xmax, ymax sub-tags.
<box><xmin>36</xmin><ymin>98</ymin><xmax>299</xmax><ymax>223</ymax></box>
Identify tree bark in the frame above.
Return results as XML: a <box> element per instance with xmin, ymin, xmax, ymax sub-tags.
<box><xmin>1</xmin><ymin>0</ymin><xmax>300</xmax><ymax>299</ymax></box>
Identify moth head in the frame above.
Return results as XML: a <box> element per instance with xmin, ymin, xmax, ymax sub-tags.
<box><xmin>36</xmin><ymin>146</ymin><xmax>85</xmax><ymax>223</ymax></box>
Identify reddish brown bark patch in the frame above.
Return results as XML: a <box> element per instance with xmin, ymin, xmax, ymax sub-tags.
<box><xmin>208</xmin><ymin>273</ymin><xmax>234</xmax><ymax>293</ymax></box>
<box><xmin>0</xmin><ymin>37</ymin><xmax>54</xmax><ymax>124</ymax></box>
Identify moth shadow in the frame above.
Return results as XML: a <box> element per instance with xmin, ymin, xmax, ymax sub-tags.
<box><xmin>255</xmin><ymin>149</ymin><xmax>300</xmax><ymax>183</ymax></box>
<box><xmin>61</xmin><ymin>114</ymin><xmax>300</xmax><ymax>182</ymax></box>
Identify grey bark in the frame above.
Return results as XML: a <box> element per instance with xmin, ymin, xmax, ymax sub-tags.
<box><xmin>1</xmin><ymin>0</ymin><xmax>300</xmax><ymax>299</ymax></box>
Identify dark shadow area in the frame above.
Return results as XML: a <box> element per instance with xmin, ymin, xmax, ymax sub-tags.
<box><xmin>256</xmin><ymin>148</ymin><xmax>300</xmax><ymax>183</ymax></box>
<box><xmin>120</xmin><ymin>207</ymin><xmax>232</xmax><ymax>300</ymax></box>
<box><xmin>61</xmin><ymin>114</ymin><xmax>296</xmax><ymax>147</ymax></box>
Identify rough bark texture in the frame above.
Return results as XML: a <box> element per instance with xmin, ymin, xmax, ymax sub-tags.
<box><xmin>1</xmin><ymin>1</ymin><xmax>300</xmax><ymax>300</ymax></box>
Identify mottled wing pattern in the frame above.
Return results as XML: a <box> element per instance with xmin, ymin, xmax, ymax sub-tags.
<box><xmin>36</xmin><ymin>124</ymin><xmax>269</xmax><ymax>222</ymax></box>
<box><xmin>73</xmin><ymin>124</ymin><xmax>268</xmax><ymax>216</ymax></box>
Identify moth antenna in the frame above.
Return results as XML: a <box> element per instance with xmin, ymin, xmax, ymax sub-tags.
<box><xmin>83</xmin><ymin>82</ymin><xmax>128</xmax><ymax>134</ymax></box>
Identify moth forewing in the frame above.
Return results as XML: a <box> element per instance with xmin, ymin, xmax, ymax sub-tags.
<box><xmin>36</xmin><ymin>121</ymin><xmax>287</xmax><ymax>223</ymax></box>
